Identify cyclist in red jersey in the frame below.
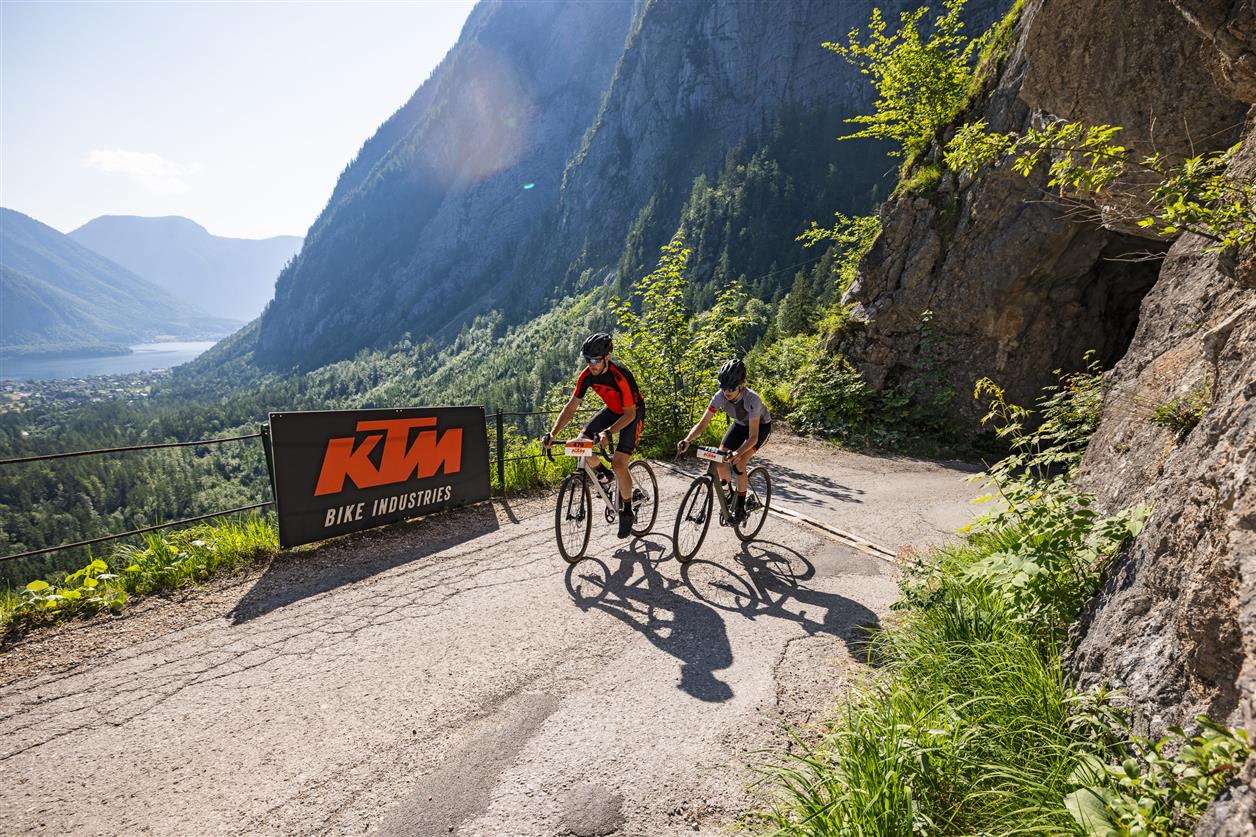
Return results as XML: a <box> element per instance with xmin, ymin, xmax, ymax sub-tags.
<box><xmin>543</xmin><ymin>333</ymin><xmax>645</xmax><ymax>538</ymax></box>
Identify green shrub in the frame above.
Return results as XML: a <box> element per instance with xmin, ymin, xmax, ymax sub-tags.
<box><xmin>745</xmin><ymin>333</ymin><xmax>817</xmax><ymax>418</ymax></box>
<box><xmin>788</xmin><ymin>354</ymin><xmax>870</xmax><ymax>436</ymax></box>
<box><xmin>825</xmin><ymin>0</ymin><xmax>987</xmax><ymax>161</ymax></box>
<box><xmin>1066</xmin><ymin>717</ymin><xmax>1250</xmax><ymax>837</ymax></box>
<box><xmin>898</xmin><ymin>159</ymin><xmax>944</xmax><ymax>195</ymax></box>
<box><xmin>1150</xmin><ymin>377</ymin><xmax>1212</xmax><ymax>440</ymax></box>
<box><xmin>3</xmin><ymin>514</ymin><xmax>278</xmax><ymax>635</ymax></box>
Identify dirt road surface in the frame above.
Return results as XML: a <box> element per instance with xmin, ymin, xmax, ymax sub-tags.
<box><xmin>0</xmin><ymin>446</ymin><xmax>978</xmax><ymax>836</ymax></box>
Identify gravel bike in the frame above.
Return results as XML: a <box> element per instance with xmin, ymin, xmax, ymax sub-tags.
<box><xmin>673</xmin><ymin>444</ymin><xmax>772</xmax><ymax>562</ymax></box>
<box><xmin>546</xmin><ymin>440</ymin><xmax>659</xmax><ymax>562</ymax></box>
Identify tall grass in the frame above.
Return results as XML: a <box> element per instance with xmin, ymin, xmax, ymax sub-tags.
<box><xmin>2</xmin><ymin>513</ymin><xmax>278</xmax><ymax>636</ymax></box>
<box><xmin>752</xmin><ymin>363</ymin><xmax>1249</xmax><ymax>835</ymax></box>
<box><xmin>756</xmin><ymin>538</ymin><xmax>1108</xmax><ymax>836</ymax></box>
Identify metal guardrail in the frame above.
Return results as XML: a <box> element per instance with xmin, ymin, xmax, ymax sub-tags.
<box><xmin>2</xmin><ymin>402</ymin><xmax>693</xmax><ymax>562</ymax></box>
<box><xmin>0</xmin><ymin>432</ymin><xmax>263</xmax><ymax>466</ymax></box>
<box><xmin>0</xmin><ymin>431</ymin><xmax>274</xmax><ymax>563</ymax></box>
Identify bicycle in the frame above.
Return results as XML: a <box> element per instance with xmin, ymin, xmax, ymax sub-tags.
<box><xmin>546</xmin><ymin>440</ymin><xmax>659</xmax><ymax>562</ymax></box>
<box><xmin>673</xmin><ymin>445</ymin><xmax>772</xmax><ymax>563</ymax></box>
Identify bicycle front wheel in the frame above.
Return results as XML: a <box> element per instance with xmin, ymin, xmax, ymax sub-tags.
<box><xmin>555</xmin><ymin>471</ymin><xmax>592</xmax><ymax>563</ymax></box>
<box><xmin>628</xmin><ymin>460</ymin><xmax>659</xmax><ymax>536</ymax></box>
<box><xmin>673</xmin><ymin>477</ymin><xmax>713</xmax><ymax>563</ymax></box>
<box><xmin>735</xmin><ymin>467</ymin><xmax>772</xmax><ymax>542</ymax></box>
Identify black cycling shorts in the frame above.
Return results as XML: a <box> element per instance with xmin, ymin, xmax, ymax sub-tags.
<box><xmin>721</xmin><ymin>420</ymin><xmax>771</xmax><ymax>453</ymax></box>
<box><xmin>583</xmin><ymin>405</ymin><xmax>645</xmax><ymax>455</ymax></box>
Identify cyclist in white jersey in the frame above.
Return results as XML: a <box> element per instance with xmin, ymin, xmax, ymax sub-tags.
<box><xmin>676</xmin><ymin>359</ymin><xmax>773</xmax><ymax>522</ymax></box>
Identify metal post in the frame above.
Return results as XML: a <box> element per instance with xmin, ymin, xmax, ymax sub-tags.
<box><xmin>260</xmin><ymin>422</ymin><xmax>278</xmax><ymax>504</ymax></box>
<box><xmin>495</xmin><ymin>408</ymin><xmax>505</xmax><ymax>494</ymax></box>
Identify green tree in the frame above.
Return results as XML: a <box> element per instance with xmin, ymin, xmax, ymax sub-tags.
<box><xmin>612</xmin><ymin>237</ymin><xmax>752</xmax><ymax>441</ymax></box>
<box><xmin>776</xmin><ymin>271</ymin><xmax>817</xmax><ymax>337</ymax></box>
<box><xmin>946</xmin><ymin>119</ymin><xmax>1256</xmax><ymax>252</ymax></box>
<box><xmin>826</xmin><ymin>0</ymin><xmax>985</xmax><ymax>159</ymax></box>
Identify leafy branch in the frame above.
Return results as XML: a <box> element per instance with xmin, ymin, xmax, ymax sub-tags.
<box><xmin>826</xmin><ymin>0</ymin><xmax>986</xmax><ymax>159</ymax></box>
<box><xmin>945</xmin><ymin>119</ymin><xmax>1256</xmax><ymax>252</ymax></box>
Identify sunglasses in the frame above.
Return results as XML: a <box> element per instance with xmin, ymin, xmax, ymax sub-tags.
<box><xmin>722</xmin><ymin>385</ymin><xmax>741</xmax><ymax>395</ymax></box>
<box><xmin>584</xmin><ymin>355</ymin><xmax>606</xmax><ymax>365</ymax></box>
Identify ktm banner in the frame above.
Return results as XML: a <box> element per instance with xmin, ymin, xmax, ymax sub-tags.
<box><xmin>268</xmin><ymin>407</ymin><xmax>491</xmax><ymax>548</ymax></box>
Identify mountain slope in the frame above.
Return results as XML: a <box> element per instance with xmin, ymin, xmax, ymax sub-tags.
<box><xmin>255</xmin><ymin>0</ymin><xmax>639</xmax><ymax>369</ymax></box>
<box><xmin>0</xmin><ymin>208</ymin><xmax>234</xmax><ymax>353</ymax></box>
<box><xmin>249</xmin><ymin>0</ymin><xmax>1007</xmax><ymax>371</ymax></box>
<box><xmin>69</xmin><ymin>215</ymin><xmax>301</xmax><ymax>321</ymax></box>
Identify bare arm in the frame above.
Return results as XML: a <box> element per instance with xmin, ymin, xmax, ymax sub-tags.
<box><xmin>546</xmin><ymin>394</ymin><xmax>582</xmax><ymax>446</ymax></box>
<box><xmin>604</xmin><ymin>403</ymin><xmax>636</xmax><ymax>434</ymax></box>
<box><xmin>678</xmin><ymin>411</ymin><xmax>714</xmax><ymax>450</ymax></box>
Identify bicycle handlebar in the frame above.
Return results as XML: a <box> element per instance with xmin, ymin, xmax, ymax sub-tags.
<box><xmin>544</xmin><ymin>439</ymin><xmax>613</xmax><ymax>463</ymax></box>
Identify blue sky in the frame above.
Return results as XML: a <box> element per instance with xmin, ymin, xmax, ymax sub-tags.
<box><xmin>1</xmin><ymin>1</ymin><xmax>475</xmax><ymax>239</ymax></box>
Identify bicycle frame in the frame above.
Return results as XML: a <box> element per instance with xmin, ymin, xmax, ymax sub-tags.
<box><xmin>694</xmin><ymin>445</ymin><xmax>739</xmax><ymax>525</ymax></box>
<box><xmin>553</xmin><ymin>440</ymin><xmax>618</xmax><ymax>516</ymax></box>
<box><xmin>673</xmin><ymin>444</ymin><xmax>772</xmax><ymax>562</ymax></box>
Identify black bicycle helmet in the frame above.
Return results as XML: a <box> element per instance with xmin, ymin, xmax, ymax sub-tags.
<box><xmin>582</xmin><ymin>332</ymin><xmax>613</xmax><ymax>360</ymax></box>
<box><xmin>718</xmin><ymin>359</ymin><xmax>747</xmax><ymax>390</ymax></box>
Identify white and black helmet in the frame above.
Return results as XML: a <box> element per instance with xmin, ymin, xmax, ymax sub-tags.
<box><xmin>718</xmin><ymin>359</ymin><xmax>746</xmax><ymax>390</ymax></box>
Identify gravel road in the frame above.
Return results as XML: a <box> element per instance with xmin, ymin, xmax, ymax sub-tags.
<box><xmin>0</xmin><ymin>445</ymin><xmax>978</xmax><ymax>836</ymax></box>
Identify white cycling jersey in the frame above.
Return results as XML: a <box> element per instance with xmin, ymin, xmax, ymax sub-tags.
<box><xmin>707</xmin><ymin>387</ymin><xmax>771</xmax><ymax>426</ymax></box>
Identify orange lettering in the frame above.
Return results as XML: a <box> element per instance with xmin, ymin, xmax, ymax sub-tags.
<box><xmin>314</xmin><ymin>417</ymin><xmax>463</xmax><ymax>496</ymax></box>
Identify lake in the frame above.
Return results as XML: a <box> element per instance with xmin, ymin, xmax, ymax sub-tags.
<box><xmin>0</xmin><ymin>341</ymin><xmax>219</xmax><ymax>381</ymax></box>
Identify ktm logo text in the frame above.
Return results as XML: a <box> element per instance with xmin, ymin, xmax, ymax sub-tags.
<box><xmin>315</xmin><ymin>418</ymin><xmax>462</xmax><ymax>496</ymax></box>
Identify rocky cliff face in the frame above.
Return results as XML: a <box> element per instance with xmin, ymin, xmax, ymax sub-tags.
<box><xmin>845</xmin><ymin>0</ymin><xmax>1255</xmax><ymax>828</ymax></box>
<box><xmin>842</xmin><ymin>0</ymin><xmax>1246</xmax><ymax>416</ymax></box>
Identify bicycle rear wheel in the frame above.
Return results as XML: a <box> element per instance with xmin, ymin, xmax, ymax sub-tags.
<box><xmin>735</xmin><ymin>467</ymin><xmax>772</xmax><ymax>542</ymax></box>
<box><xmin>673</xmin><ymin>477</ymin><xmax>713</xmax><ymax>563</ymax></box>
<box><xmin>555</xmin><ymin>471</ymin><xmax>592</xmax><ymax>563</ymax></box>
<box><xmin>628</xmin><ymin>460</ymin><xmax>659</xmax><ymax>536</ymax></box>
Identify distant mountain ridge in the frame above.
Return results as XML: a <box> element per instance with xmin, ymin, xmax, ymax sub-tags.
<box><xmin>0</xmin><ymin>208</ymin><xmax>236</xmax><ymax>356</ymax></box>
<box><xmin>69</xmin><ymin>215</ymin><xmax>301</xmax><ymax>321</ymax></box>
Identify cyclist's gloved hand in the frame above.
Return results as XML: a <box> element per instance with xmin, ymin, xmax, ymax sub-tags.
<box><xmin>542</xmin><ymin>432</ymin><xmax>553</xmax><ymax>449</ymax></box>
<box><xmin>676</xmin><ymin>439</ymin><xmax>689</xmax><ymax>454</ymax></box>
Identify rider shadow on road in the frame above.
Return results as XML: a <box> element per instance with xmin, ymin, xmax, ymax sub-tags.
<box><xmin>565</xmin><ymin>537</ymin><xmax>735</xmax><ymax>703</ymax></box>
<box><xmin>227</xmin><ymin>501</ymin><xmax>502</xmax><ymax>625</ymax></box>
<box><xmin>564</xmin><ymin>536</ymin><xmax>884</xmax><ymax>701</ymax></box>
<box><xmin>682</xmin><ymin>539</ymin><xmax>883</xmax><ymax>664</ymax></box>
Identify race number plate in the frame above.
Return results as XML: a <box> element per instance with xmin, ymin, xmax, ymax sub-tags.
<box><xmin>696</xmin><ymin>446</ymin><xmax>727</xmax><ymax>463</ymax></box>
<box><xmin>564</xmin><ymin>440</ymin><xmax>595</xmax><ymax>457</ymax></box>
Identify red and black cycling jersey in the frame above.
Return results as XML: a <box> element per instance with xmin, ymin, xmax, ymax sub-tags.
<box><xmin>574</xmin><ymin>360</ymin><xmax>644</xmax><ymax>415</ymax></box>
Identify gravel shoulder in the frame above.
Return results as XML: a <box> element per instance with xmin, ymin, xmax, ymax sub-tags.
<box><xmin>0</xmin><ymin>443</ymin><xmax>973</xmax><ymax>836</ymax></box>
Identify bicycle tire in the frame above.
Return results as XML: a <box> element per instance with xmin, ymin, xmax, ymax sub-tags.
<box><xmin>555</xmin><ymin>471</ymin><xmax>592</xmax><ymax>563</ymax></box>
<box><xmin>735</xmin><ymin>467</ymin><xmax>772</xmax><ymax>542</ymax></box>
<box><xmin>628</xmin><ymin>460</ymin><xmax>659</xmax><ymax>536</ymax></box>
<box><xmin>673</xmin><ymin>477</ymin><xmax>713</xmax><ymax>563</ymax></box>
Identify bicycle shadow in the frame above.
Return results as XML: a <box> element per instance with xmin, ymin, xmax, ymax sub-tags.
<box><xmin>679</xmin><ymin>539</ymin><xmax>882</xmax><ymax>664</ymax></box>
<box><xmin>565</xmin><ymin>537</ymin><xmax>735</xmax><ymax>703</ymax></box>
<box><xmin>563</xmin><ymin>536</ymin><xmax>884</xmax><ymax>700</ymax></box>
